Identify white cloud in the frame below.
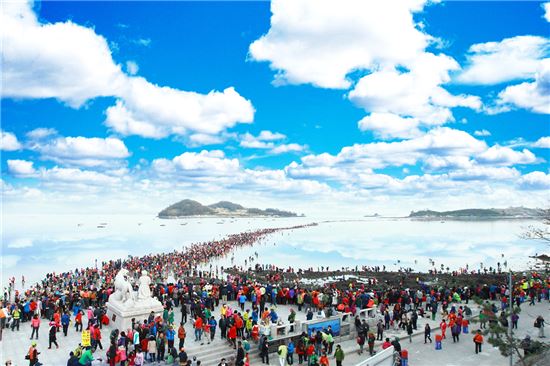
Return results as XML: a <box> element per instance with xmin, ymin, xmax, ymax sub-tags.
<box><xmin>1</xmin><ymin>130</ymin><xmax>22</xmax><ymax>151</ymax></box>
<box><xmin>152</xmin><ymin>150</ymin><xmax>240</xmax><ymax>177</ymax></box>
<box><xmin>126</xmin><ymin>60</ymin><xmax>139</xmax><ymax>75</ymax></box>
<box><xmin>43</xmin><ymin>167</ymin><xmax>121</xmax><ymax>185</ymax></box>
<box><xmin>257</xmin><ymin>130</ymin><xmax>286</xmax><ymax>141</ymax></box>
<box><xmin>494</xmin><ymin>59</ymin><xmax>550</xmax><ymax>114</ymax></box>
<box><xmin>543</xmin><ymin>2</ymin><xmax>550</xmax><ymax>22</ymax></box>
<box><xmin>249</xmin><ymin>0</ymin><xmax>430</xmax><ymax>89</ymax></box>
<box><xmin>270</xmin><ymin>143</ymin><xmax>305</xmax><ymax>154</ymax></box>
<box><xmin>240</xmin><ymin>168</ymin><xmax>329</xmax><ymax>195</ymax></box>
<box><xmin>7</xmin><ymin>159</ymin><xmax>37</xmax><ymax>177</ymax></box>
<box><xmin>358</xmin><ymin>113</ymin><xmax>422</xmax><ymax>140</ymax></box>
<box><xmin>349</xmin><ymin>53</ymin><xmax>481</xmax><ymax>124</ymax></box>
<box><xmin>448</xmin><ymin>166</ymin><xmax>520</xmax><ymax>181</ymax></box>
<box><xmin>532</xmin><ymin>136</ymin><xmax>550</xmax><ymax>148</ymax></box>
<box><xmin>477</xmin><ymin>145</ymin><xmax>538</xmax><ymax>166</ymax></box>
<box><xmin>26</xmin><ymin>128</ymin><xmax>58</xmax><ymax>140</ymax></box>
<box><xmin>1</xmin><ymin>0</ymin><xmax>126</xmax><ymax>107</ymax></box>
<box><xmin>132</xmin><ymin>38</ymin><xmax>151</xmax><ymax>47</ymax></box>
<box><xmin>518</xmin><ymin>171</ymin><xmax>550</xmax><ymax>190</ymax></box>
<box><xmin>458</xmin><ymin>36</ymin><xmax>549</xmax><ymax>85</ymax></box>
<box><xmin>423</xmin><ymin>155</ymin><xmax>473</xmax><ymax>171</ymax></box>
<box><xmin>188</xmin><ymin>133</ymin><xmax>226</xmax><ymax>146</ymax></box>
<box><xmin>32</xmin><ymin>136</ymin><xmax>130</xmax><ymax>167</ymax></box>
<box><xmin>240</xmin><ymin>133</ymin><xmax>274</xmax><ymax>149</ymax></box>
<box><xmin>3</xmin><ymin>1</ymin><xmax>255</xmax><ymax>140</ymax></box>
<box><xmin>239</xmin><ymin>131</ymin><xmax>305</xmax><ymax>154</ymax></box>
<box><xmin>7</xmin><ymin>159</ymin><xmax>121</xmax><ymax>185</ymax></box>
<box><xmin>250</xmin><ymin>0</ymin><xmax>480</xmax><ymax>139</ymax></box>
<box><xmin>105</xmin><ymin>78</ymin><xmax>255</xmax><ymax>138</ymax></box>
<box><xmin>474</xmin><ymin>129</ymin><xmax>491</xmax><ymax>137</ymax></box>
<box><xmin>295</xmin><ymin>128</ymin><xmax>487</xmax><ymax>178</ymax></box>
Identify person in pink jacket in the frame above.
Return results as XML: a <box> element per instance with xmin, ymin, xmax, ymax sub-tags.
<box><xmin>30</xmin><ymin>314</ymin><xmax>40</xmax><ymax>339</ymax></box>
<box><xmin>117</xmin><ymin>345</ymin><xmax>127</xmax><ymax>365</ymax></box>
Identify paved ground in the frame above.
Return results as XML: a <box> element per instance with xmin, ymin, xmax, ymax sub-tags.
<box><xmin>340</xmin><ymin>301</ymin><xmax>549</xmax><ymax>366</ymax></box>
<box><xmin>1</xmin><ymin>299</ymin><xmax>547</xmax><ymax>366</ymax></box>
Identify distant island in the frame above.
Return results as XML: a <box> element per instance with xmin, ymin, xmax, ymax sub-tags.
<box><xmin>409</xmin><ymin>207</ymin><xmax>545</xmax><ymax>220</ymax></box>
<box><xmin>158</xmin><ymin>199</ymin><xmax>301</xmax><ymax>218</ymax></box>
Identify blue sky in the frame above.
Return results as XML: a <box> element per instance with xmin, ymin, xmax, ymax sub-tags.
<box><xmin>1</xmin><ymin>0</ymin><xmax>549</xmax><ymax>215</ymax></box>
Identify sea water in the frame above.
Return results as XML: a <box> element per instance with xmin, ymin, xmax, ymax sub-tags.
<box><xmin>2</xmin><ymin>214</ymin><xmax>545</xmax><ymax>288</ymax></box>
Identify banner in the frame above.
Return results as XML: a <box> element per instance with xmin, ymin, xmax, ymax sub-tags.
<box><xmin>81</xmin><ymin>330</ymin><xmax>91</xmax><ymax>347</ymax></box>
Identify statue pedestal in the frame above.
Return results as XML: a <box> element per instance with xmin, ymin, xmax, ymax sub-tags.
<box><xmin>106</xmin><ymin>299</ymin><xmax>164</xmax><ymax>331</ymax></box>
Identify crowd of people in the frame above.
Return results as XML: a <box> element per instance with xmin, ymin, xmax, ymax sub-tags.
<box><xmin>1</xmin><ymin>223</ymin><xmax>548</xmax><ymax>366</ymax></box>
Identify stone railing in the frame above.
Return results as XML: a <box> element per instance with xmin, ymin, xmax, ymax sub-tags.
<box><xmin>355</xmin><ymin>345</ymin><xmax>396</xmax><ymax>366</ymax></box>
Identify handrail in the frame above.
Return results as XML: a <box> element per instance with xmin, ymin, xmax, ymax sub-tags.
<box><xmin>355</xmin><ymin>345</ymin><xmax>395</xmax><ymax>366</ymax></box>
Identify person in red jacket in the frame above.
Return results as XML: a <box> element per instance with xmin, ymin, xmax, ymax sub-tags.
<box><xmin>306</xmin><ymin>343</ymin><xmax>315</xmax><ymax>359</ymax></box>
<box><xmin>473</xmin><ymin>330</ymin><xmax>484</xmax><ymax>354</ymax></box>
<box><xmin>228</xmin><ymin>324</ymin><xmax>237</xmax><ymax>349</ymax></box>
<box><xmin>75</xmin><ymin>311</ymin><xmax>83</xmax><ymax>332</ymax></box>
<box><xmin>194</xmin><ymin>316</ymin><xmax>203</xmax><ymax>342</ymax></box>
<box><xmin>382</xmin><ymin>338</ymin><xmax>392</xmax><ymax>349</ymax></box>
<box><xmin>94</xmin><ymin>326</ymin><xmax>103</xmax><ymax>350</ymax></box>
<box><xmin>440</xmin><ymin>320</ymin><xmax>447</xmax><ymax>339</ymax></box>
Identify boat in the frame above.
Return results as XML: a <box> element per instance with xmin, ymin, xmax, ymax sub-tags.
<box><xmin>97</xmin><ymin>225</ymin><xmax>106</xmax><ymax>228</ymax></box>
<box><xmin>180</xmin><ymin>223</ymin><xmax>188</xmax><ymax>226</ymax></box>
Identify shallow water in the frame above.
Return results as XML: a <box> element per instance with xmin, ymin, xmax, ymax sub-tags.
<box><xmin>1</xmin><ymin>214</ymin><xmax>544</xmax><ymax>288</ymax></box>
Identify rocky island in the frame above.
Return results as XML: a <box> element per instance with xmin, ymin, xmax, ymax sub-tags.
<box><xmin>409</xmin><ymin>207</ymin><xmax>546</xmax><ymax>220</ymax></box>
<box><xmin>158</xmin><ymin>199</ymin><xmax>300</xmax><ymax>218</ymax></box>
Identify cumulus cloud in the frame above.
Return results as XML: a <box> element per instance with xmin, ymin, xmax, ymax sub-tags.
<box><xmin>477</xmin><ymin>145</ymin><xmax>538</xmax><ymax>166</ymax></box>
<box><xmin>250</xmin><ymin>0</ymin><xmax>480</xmax><ymax>138</ymax></box>
<box><xmin>250</xmin><ymin>0</ymin><xmax>430</xmax><ymax>89</ymax></box>
<box><xmin>1</xmin><ymin>0</ymin><xmax>126</xmax><ymax>107</ymax></box>
<box><xmin>518</xmin><ymin>171</ymin><xmax>550</xmax><ymax>190</ymax></box>
<box><xmin>105</xmin><ymin>79</ymin><xmax>254</xmax><ymax>138</ymax></box>
<box><xmin>188</xmin><ymin>133</ymin><xmax>226</xmax><ymax>146</ymax></box>
<box><xmin>543</xmin><ymin>2</ymin><xmax>550</xmax><ymax>22</ymax></box>
<box><xmin>293</xmin><ymin>128</ymin><xmax>487</xmax><ymax>181</ymax></box>
<box><xmin>126</xmin><ymin>60</ymin><xmax>139</xmax><ymax>75</ymax></box>
<box><xmin>7</xmin><ymin>159</ymin><xmax>37</xmax><ymax>177</ymax></box>
<box><xmin>349</xmin><ymin>53</ymin><xmax>481</xmax><ymax>124</ymax></box>
<box><xmin>458</xmin><ymin>36</ymin><xmax>549</xmax><ymax>85</ymax></box>
<box><xmin>26</xmin><ymin>128</ymin><xmax>58</xmax><ymax>140</ymax></box>
<box><xmin>148</xmin><ymin>150</ymin><xmax>329</xmax><ymax>196</ymax></box>
<box><xmin>30</xmin><ymin>136</ymin><xmax>130</xmax><ymax>167</ymax></box>
<box><xmin>494</xmin><ymin>59</ymin><xmax>550</xmax><ymax>114</ymax></box>
<box><xmin>1</xmin><ymin>130</ymin><xmax>22</xmax><ymax>151</ymax></box>
<box><xmin>256</xmin><ymin>130</ymin><xmax>286</xmax><ymax>141</ymax></box>
<box><xmin>448</xmin><ymin>166</ymin><xmax>520</xmax><ymax>181</ymax></box>
<box><xmin>358</xmin><ymin>113</ymin><xmax>422</xmax><ymax>140</ymax></box>
<box><xmin>152</xmin><ymin>150</ymin><xmax>240</xmax><ymax>178</ymax></box>
<box><xmin>270</xmin><ymin>143</ymin><xmax>305</xmax><ymax>154</ymax></box>
<box><xmin>43</xmin><ymin>166</ymin><xmax>121</xmax><ymax>185</ymax></box>
<box><xmin>8</xmin><ymin>159</ymin><xmax>121</xmax><ymax>185</ymax></box>
<box><xmin>239</xmin><ymin>131</ymin><xmax>305</xmax><ymax>154</ymax></box>
<box><xmin>3</xmin><ymin>1</ymin><xmax>255</xmax><ymax>139</ymax></box>
<box><xmin>532</xmin><ymin>136</ymin><xmax>550</xmax><ymax>148</ymax></box>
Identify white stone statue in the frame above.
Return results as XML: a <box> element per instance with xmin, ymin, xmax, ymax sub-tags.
<box><xmin>137</xmin><ymin>270</ymin><xmax>152</xmax><ymax>300</ymax></box>
<box><xmin>109</xmin><ymin>268</ymin><xmax>134</xmax><ymax>305</ymax></box>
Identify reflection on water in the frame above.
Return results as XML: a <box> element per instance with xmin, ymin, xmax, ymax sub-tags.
<box><xmin>2</xmin><ymin>214</ymin><xmax>544</xmax><ymax>287</ymax></box>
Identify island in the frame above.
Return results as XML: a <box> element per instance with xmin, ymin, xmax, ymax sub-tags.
<box><xmin>158</xmin><ymin>199</ymin><xmax>300</xmax><ymax>218</ymax></box>
<box><xmin>408</xmin><ymin>207</ymin><xmax>546</xmax><ymax>220</ymax></box>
